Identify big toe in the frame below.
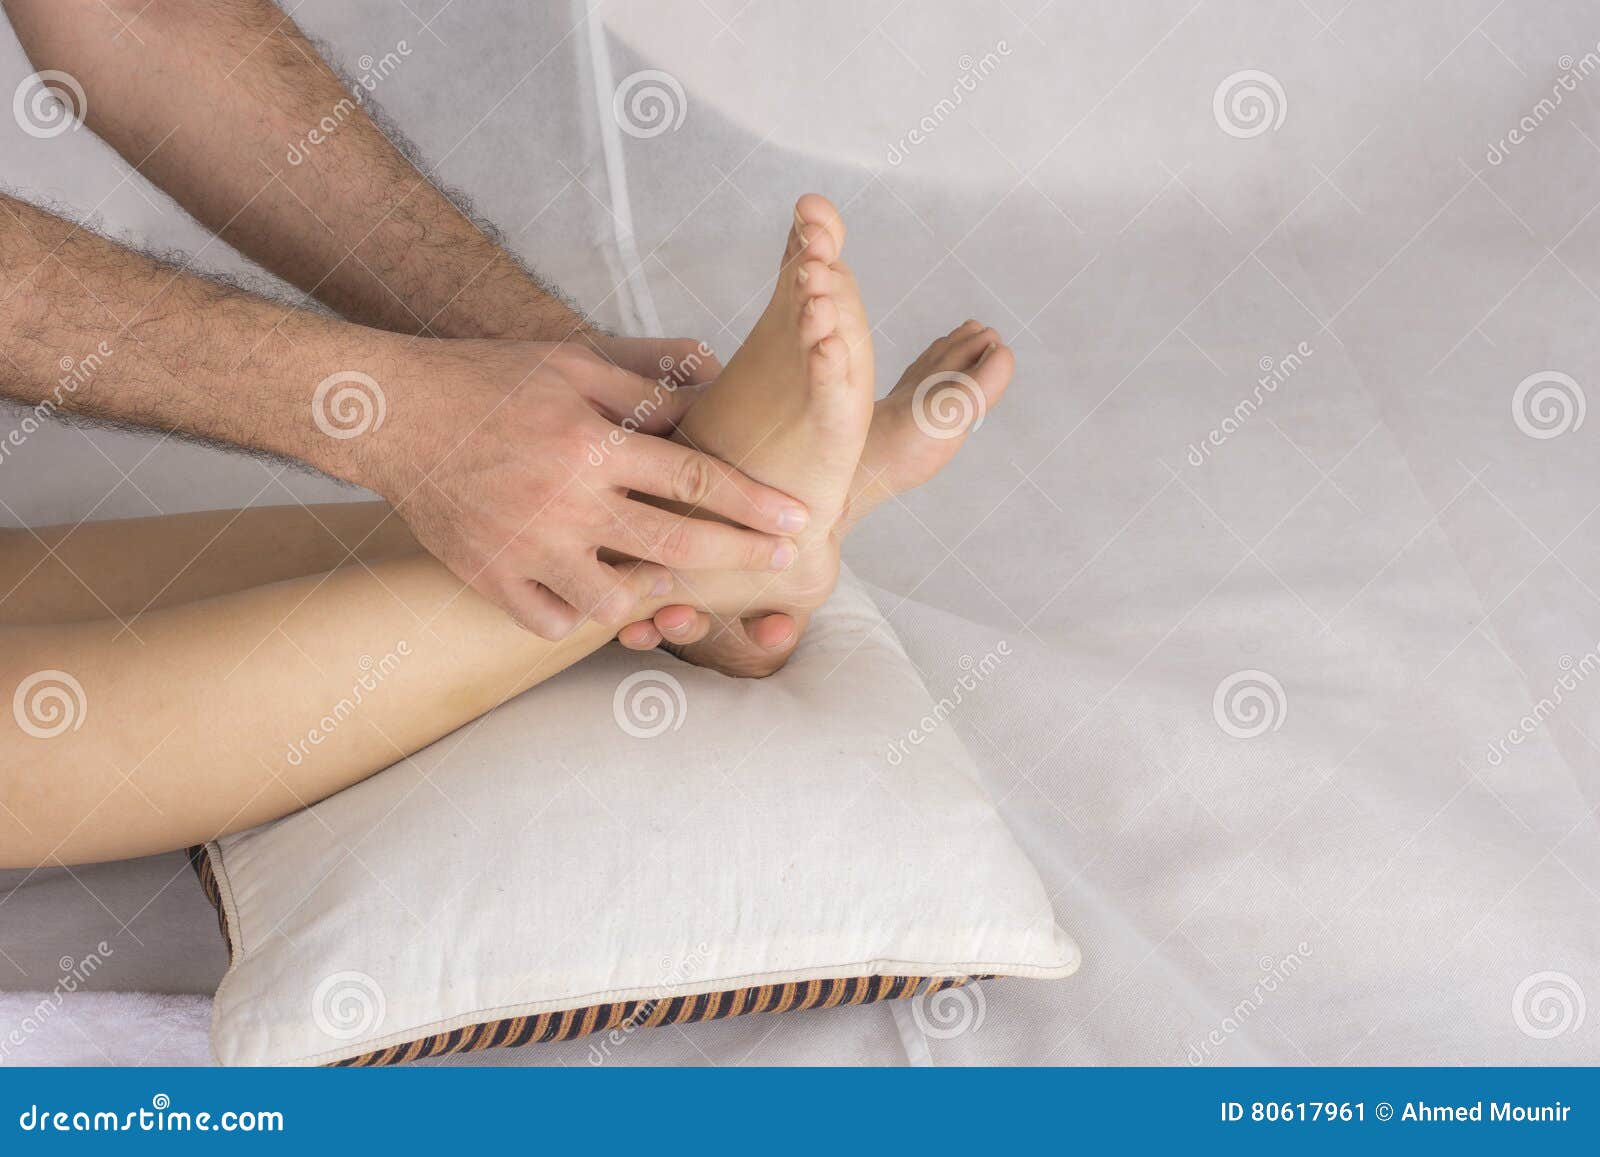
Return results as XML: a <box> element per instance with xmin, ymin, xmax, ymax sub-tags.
<box><xmin>784</xmin><ymin>193</ymin><xmax>846</xmax><ymax>268</ymax></box>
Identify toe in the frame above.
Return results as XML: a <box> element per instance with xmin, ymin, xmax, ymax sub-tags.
<box><xmin>967</xmin><ymin>341</ymin><xmax>1015</xmax><ymax>410</ymax></box>
<box><xmin>794</xmin><ymin>192</ymin><xmax>846</xmax><ymax>256</ymax></box>
<box><xmin>785</xmin><ymin>220</ymin><xmax>837</xmax><ymax>268</ymax></box>
<box><xmin>794</xmin><ymin>259</ymin><xmax>833</xmax><ymax>302</ymax></box>
<box><xmin>799</xmin><ymin>294</ymin><xmax>839</xmax><ymax>347</ymax></box>
<box><xmin>806</xmin><ymin>333</ymin><xmax>851</xmax><ymax>398</ymax></box>
<box><xmin>944</xmin><ymin>326</ymin><xmax>1002</xmax><ymax>368</ymax></box>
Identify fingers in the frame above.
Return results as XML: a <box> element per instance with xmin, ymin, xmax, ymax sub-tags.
<box><xmin>617</xmin><ymin>604</ymin><xmax>714</xmax><ymax>652</ymax></box>
<box><xmin>618</xmin><ymin>436</ymin><xmax>809</xmax><ymax>535</ymax></box>
<box><xmin>602</xmin><ymin>498</ymin><xmax>796</xmax><ymax>572</ymax></box>
<box><xmin>573</xmin><ymin>343</ymin><xmax>719</xmax><ymax>435</ymax></box>
<box><xmin>585</xmin><ymin>335</ymin><xmax>723</xmax><ymax>387</ymax></box>
<box><xmin>745</xmin><ymin>612</ymin><xmax>800</xmax><ymax>651</ymax></box>
<box><xmin>507</xmin><ymin>559</ymin><xmax>668</xmax><ymax>638</ymax></box>
<box><xmin>572</xmin><ymin>357</ymin><xmax>688</xmax><ymax>431</ymax></box>
<box><xmin>500</xmin><ymin>580</ymin><xmax>582</xmax><ymax>640</ymax></box>
<box><xmin>655</xmin><ymin>605</ymin><xmax>712</xmax><ymax>645</ymax></box>
<box><xmin>617</xmin><ymin>608</ymin><xmax>798</xmax><ymax>663</ymax></box>
<box><xmin>617</xmin><ymin>620</ymin><xmax>663</xmax><ymax>650</ymax></box>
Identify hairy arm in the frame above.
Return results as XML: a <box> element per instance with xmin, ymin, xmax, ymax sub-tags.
<box><xmin>2</xmin><ymin>0</ymin><xmax>583</xmax><ymax>342</ymax></box>
<box><xmin>0</xmin><ymin>189</ymin><xmax>393</xmax><ymax>480</ymax></box>
<box><xmin>2</xmin><ymin>0</ymin><xmax>808</xmax><ymax>641</ymax></box>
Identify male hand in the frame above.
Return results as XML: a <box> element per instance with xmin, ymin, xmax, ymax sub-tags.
<box><xmin>352</xmin><ymin>337</ymin><xmax>808</xmax><ymax>638</ymax></box>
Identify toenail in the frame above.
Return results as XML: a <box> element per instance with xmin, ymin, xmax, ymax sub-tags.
<box><xmin>797</xmin><ymin>265</ymin><xmax>810</xmax><ymax>284</ymax></box>
<box><xmin>651</xmin><ymin>574</ymin><xmax>670</xmax><ymax>598</ymax></box>
<box><xmin>770</xmin><ymin>543</ymin><xmax>796</xmax><ymax>570</ymax></box>
<box><xmin>766</xmin><ymin>628</ymin><xmax>795</xmax><ymax>650</ymax></box>
<box><xmin>777</xmin><ymin>506</ymin><xmax>808</xmax><ymax>532</ymax></box>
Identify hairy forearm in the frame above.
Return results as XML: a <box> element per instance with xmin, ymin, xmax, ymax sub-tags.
<box><xmin>0</xmin><ymin>191</ymin><xmax>393</xmax><ymax>481</ymax></box>
<box><xmin>2</xmin><ymin>0</ymin><xmax>588</xmax><ymax>343</ymax></box>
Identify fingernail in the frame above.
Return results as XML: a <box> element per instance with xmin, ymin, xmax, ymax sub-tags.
<box><xmin>777</xmin><ymin>506</ymin><xmax>808</xmax><ymax>532</ymax></box>
<box><xmin>770</xmin><ymin>543</ymin><xmax>796</xmax><ymax>570</ymax></box>
<box><xmin>651</xmin><ymin>575</ymin><xmax>670</xmax><ymax>598</ymax></box>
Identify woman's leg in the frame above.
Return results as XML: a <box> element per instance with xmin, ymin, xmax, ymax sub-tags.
<box><xmin>0</xmin><ymin>501</ymin><xmax>418</xmax><ymax>625</ymax></box>
<box><xmin>0</xmin><ymin>545</ymin><xmax>678</xmax><ymax>868</ymax></box>
<box><xmin>1</xmin><ymin>194</ymin><xmax>872</xmax><ymax>869</ymax></box>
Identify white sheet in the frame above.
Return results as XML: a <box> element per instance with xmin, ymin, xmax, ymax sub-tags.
<box><xmin>3</xmin><ymin>0</ymin><xmax>1599</xmax><ymax>1065</ymax></box>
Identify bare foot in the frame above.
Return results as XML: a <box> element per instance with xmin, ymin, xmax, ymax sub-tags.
<box><xmin>662</xmin><ymin>193</ymin><xmax>873</xmax><ymax>615</ymax></box>
<box><xmin>622</xmin><ymin>318</ymin><xmax>1014</xmax><ymax>675</ymax></box>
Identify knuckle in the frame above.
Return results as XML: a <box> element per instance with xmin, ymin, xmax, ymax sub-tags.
<box><xmin>658</xmin><ymin>520</ymin><xmax>701</xmax><ymax>565</ymax></box>
<box><xmin>672</xmin><ymin>453</ymin><xmax>715</xmax><ymax>507</ymax></box>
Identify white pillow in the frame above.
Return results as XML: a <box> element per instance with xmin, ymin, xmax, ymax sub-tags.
<box><xmin>198</xmin><ymin>570</ymin><xmax>1078</xmax><ymax>1066</ymax></box>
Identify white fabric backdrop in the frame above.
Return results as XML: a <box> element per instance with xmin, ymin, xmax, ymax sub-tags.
<box><xmin>3</xmin><ymin>0</ymin><xmax>1599</xmax><ymax>1065</ymax></box>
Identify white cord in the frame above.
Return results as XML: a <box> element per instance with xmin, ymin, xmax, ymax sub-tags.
<box><xmin>577</xmin><ymin>0</ymin><xmax>663</xmax><ymax>338</ymax></box>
